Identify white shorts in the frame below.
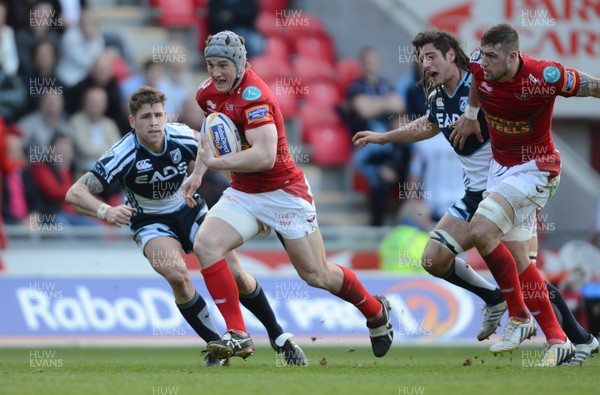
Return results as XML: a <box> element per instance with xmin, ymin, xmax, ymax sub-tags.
<box><xmin>484</xmin><ymin>158</ymin><xmax>560</xmax><ymax>241</ymax></box>
<box><xmin>206</xmin><ymin>177</ymin><xmax>319</xmax><ymax>240</ymax></box>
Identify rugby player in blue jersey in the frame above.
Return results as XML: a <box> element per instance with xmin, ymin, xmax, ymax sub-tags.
<box><xmin>353</xmin><ymin>30</ymin><xmax>597</xmax><ymax>365</ymax></box>
<box><xmin>65</xmin><ymin>86</ymin><xmax>307</xmax><ymax>366</ymax></box>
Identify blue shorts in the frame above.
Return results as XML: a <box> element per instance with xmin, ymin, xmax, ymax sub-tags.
<box><xmin>130</xmin><ymin>196</ymin><xmax>208</xmax><ymax>253</ymax></box>
<box><xmin>447</xmin><ymin>190</ymin><xmax>484</xmax><ymax>223</ymax></box>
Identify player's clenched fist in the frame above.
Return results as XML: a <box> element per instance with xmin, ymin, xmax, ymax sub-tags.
<box><xmin>104</xmin><ymin>205</ymin><xmax>136</xmax><ymax>227</ymax></box>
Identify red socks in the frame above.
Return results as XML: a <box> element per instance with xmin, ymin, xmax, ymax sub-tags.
<box><xmin>334</xmin><ymin>265</ymin><xmax>381</xmax><ymax>320</ymax></box>
<box><xmin>483</xmin><ymin>242</ymin><xmax>529</xmax><ymax>320</ymax></box>
<box><xmin>519</xmin><ymin>263</ymin><xmax>566</xmax><ymax>343</ymax></box>
<box><xmin>201</xmin><ymin>259</ymin><xmax>246</xmax><ymax>333</ymax></box>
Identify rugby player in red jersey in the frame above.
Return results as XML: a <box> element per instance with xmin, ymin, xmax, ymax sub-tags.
<box><xmin>451</xmin><ymin>23</ymin><xmax>600</xmax><ymax>366</ymax></box>
<box><xmin>65</xmin><ymin>86</ymin><xmax>308</xmax><ymax>367</ymax></box>
<box><xmin>182</xmin><ymin>31</ymin><xmax>394</xmax><ymax>360</ymax></box>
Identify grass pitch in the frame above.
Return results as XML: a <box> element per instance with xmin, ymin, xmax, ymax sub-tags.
<box><xmin>1</xmin><ymin>345</ymin><xmax>596</xmax><ymax>395</ymax></box>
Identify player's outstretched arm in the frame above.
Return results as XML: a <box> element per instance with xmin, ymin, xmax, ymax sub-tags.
<box><xmin>449</xmin><ymin>82</ymin><xmax>483</xmax><ymax>149</ymax></box>
<box><xmin>576</xmin><ymin>72</ymin><xmax>600</xmax><ymax>98</ymax></box>
<box><xmin>65</xmin><ymin>172</ymin><xmax>134</xmax><ymax>226</ymax></box>
<box><xmin>352</xmin><ymin>116</ymin><xmax>439</xmax><ymax>147</ymax></box>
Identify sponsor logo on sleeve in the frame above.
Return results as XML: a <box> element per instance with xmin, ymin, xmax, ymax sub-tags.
<box><xmin>242</xmin><ymin>86</ymin><xmax>262</xmax><ymax>101</ymax></box>
<box><xmin>245</xmin><ymin>105</ymin><xmax>271</xmax><ymax>124</ymax></box>
<box><xmin>561</xmin><ymin>70</ymin><xmax>576</xmax><ymax>94</ymax></box>
<box><xmin>542</xmin><ymin>66</ymin><xmax>560</xmax><ymax>83</ymax></box>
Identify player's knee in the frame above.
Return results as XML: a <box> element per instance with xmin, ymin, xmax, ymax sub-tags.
<box><xmin>298</xmin><ymin>269</ymin><xmax>326</xmax><ymax>289</ymax></box>
<box><xmin>192</xmin><ymin>237</ymin><xmax>218</xmax><ymax>263</ymax></box>
<box><xmin>424</xmin><ymin>233</ymin><xmax>461</xmax><ymax>276</ymax></box>
<box><xmin>163</xmin><ymin>269</ymin><xmax>190</xmax><ymax>292</ymax></box>
<box><xmin>469</xmin><ymin>217</ymin><xmax>490</xmax><ymax>246</ymax></box>
<box><xmin>420</xmin><ymin>249</ymin><xmax>450</xmax><ymax>277</ymax></box>
<box><xmin>420</xmin><ymin>253</ymin><xmax>447</xmax><ymax>277</ymax></box>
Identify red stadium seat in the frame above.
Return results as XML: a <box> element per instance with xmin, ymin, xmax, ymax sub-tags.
<box><xmin>194</xmin><ymin>0</ymin><xmax>209</xmax><ymax>9</ymax></box>
<box><xmin>256</xmin><ymin>11</ymin><xmax>283</xmax><ymax>38</ymax></box>
<box><xmin>336</xmin><ymin>58</ymin><xmax>362</xmax><ymax>92</ymax></box>
<box><xmin>155</xmin><ymin>0</ymin><xmax>196</xmax><ymax>28</ymax></box>
<box><xmin>196</xmin><ymin>17</ymin><xmax>210</xmax><ymax>51</ymax></box>
<box><xmin>293</xmin><ymin>57</ymin><xmax>335</xmax><ymax>82</ymax></box>
<box><xmin>262</xmin><ymin>36</ymin><xmax>290</xmax><ymax>61</ymax></box>
<box><xmin>258</xmin><ymin>0</ymin><xmax>289</xmax><ymax>14</ymax></box>
<box><xmin>110</xmin><ymin>54</ymin><xmax>130</xmax><ymax>83</ymax></box>
<box><xmin>298</xmin><ymin>103</ymin><xmax>341</xmax><ymax>142</ymax></box>
<box><xmin>307</xmin><ymin>124</ymin><xmax>351</xmax><ymax>166</ymax></box>
<box><xmin>293</xmin><ymin>34</ymin><xmax>335</xmax><ymax>63</ymax></box>
<box><xmin>285</xmin><ymin>12</ymin><xmax>327</xmax><ymax>41</ymax></box>
<box><xmin>267</xmin><ymin>81</ymin><xmax>299</xmax><ymax>118</ymax></box>
<box><xmin>304</xmin><ymin>81</ymin><xmax>342</xmax><ymax>107</ymax></box>
<box><xmin>250</xmin><ymin>55</ymin><xmax>291</xmax><ymax>81</ymax></box>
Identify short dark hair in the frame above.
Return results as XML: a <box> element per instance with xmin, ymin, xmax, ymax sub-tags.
<box><xmin>481</xmin><ymin>23</ymin><xmax>519</xmax><ymax>53</ymax></box>
<box><xmin>31</xmin><ymin>39</ymin><xmax>57</xmax><ymax>60</ymax></box>
<box><xmin>411</xmin><ymin>29</ymin><xmax>470</xmax><ymax>98</ymax></box>
<box><xmin>129</xmin><ymin>86</ymin><xmax>166</xmax><ymax>116</ymax></box>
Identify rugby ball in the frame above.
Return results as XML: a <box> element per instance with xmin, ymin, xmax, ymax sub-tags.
<box><xmin>202</xmin><ymin>112</ymin><xmax>242</xmax><ymax>156</ymax></box>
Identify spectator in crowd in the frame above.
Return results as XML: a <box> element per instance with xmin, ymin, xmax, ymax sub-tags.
<box><xmin>14</xmin><ymin>1</ymin><xmax>62</xmax><ymax>76</ymax></box>
<box><xmin>1</xmin><ymin>123</ymin><xmax>34</xmax><ymax>225</ymax></box>
<box><xmin>5</xmin><ymin>0</ymin><xmax>37</xmax><ymax>30</ymax></box>
<box><xmin>56</xmin><ymin>8</ymin><xmax>104</xmax><ymax>87</ymax></box>
<box><xmin>67</xmin><ymin>51</ymin><xmax>129</xmax><ymax>133</ymax></box>
<box><xmin>30</xmin><ymin>132</ymin><xmax>98</xmax><ymax>226</ymax></box>
<box><xmin>163</xmin><ymin>42</ymin><xmax>195</xmax><ymax>116</ymax></box>
<box><xmin>343</xmin><ymin>47</ymin><xmax>405</xmax><ymax>134</ymax></box>
<box><xmin>120</xmin><ymin>59</ymin><xmax>180</xmax><ymax>116</ymax></box>
<box><xmin>0</xmin><ymin>62</ymin><xmax>25</xmax><ymax>122</ymax></box>
<box><xmin>0</xmin><ymin>1</ymin><xmax>19</xmax><ymax>77</ymax></box>
<box><xmin>0</xmin><ymin>115</ymin><xmax>11</xmax><ymax>264</ymax></box>
<box><xmin>54</xmin><ymin>0</ymin><xmax>87</xmax><ymax>28</ymax></box>
<box><xmin>177</xmin><ymin>96</ymin><xmax>204</xmax><ymax>130</ymax></box>
<box><xmin>407</xmin><ymin>133</ymin><xmax>464</xmax><ymax>222</ymax></box>
<box><xmin>70</xmin><ymin>86</ymin><xmax>120</xmax><ymax>175</ymax></box>
<box><xmin>21</xmin><ymin>40</ymin><xmax>65</xmax><ymax>115</ymax></box>
<box><xmin>342</xmin><ymin>47</ymin><xmax>408</xmax><ymax>226</ymax></box>
<box><xmin>396</xmin><ymin>62</ymin><xmax>427</xmax><ymax>119</ymax></box>
<box><xmin>208</xmin><ymin>0</ymin><xmax>265</xmax><ymax>58</ymax></box>
<box><xmin>17</xmin><ymin>93</ymin><xmax>74</xmax><ymax>149</ymax></box>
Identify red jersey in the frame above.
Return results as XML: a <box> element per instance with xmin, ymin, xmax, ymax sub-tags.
<box><xmin>196</xmin><ymin>68</ymin><xmax>304</xmax><ymax>193</ymax></box>
<box><xmin>470</xmin><ymin>51</ymin><xmax>580</xmax><ymax>176</ymax></box>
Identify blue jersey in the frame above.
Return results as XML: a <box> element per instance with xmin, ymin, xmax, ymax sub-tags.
<box><xmin>425</xmin><ymin>72</ymin><xmax>492</xmax><ymax>191</ymax></box>
<box><xmin>91</xmin><ymin>123</ymin><xmax>198</xmax><ymax>215</ymax></box>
